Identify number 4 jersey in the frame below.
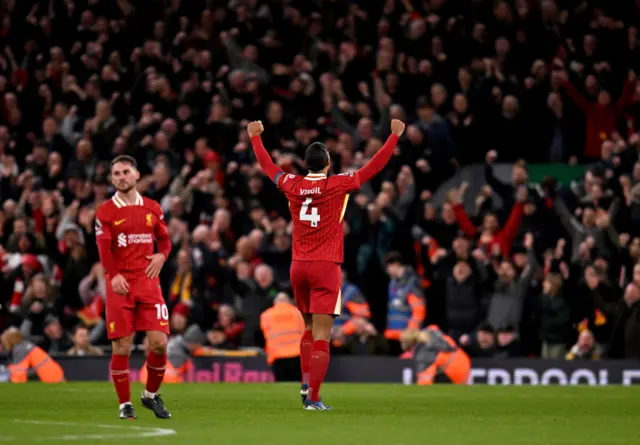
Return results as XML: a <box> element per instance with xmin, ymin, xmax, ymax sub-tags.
<box><xmin>276</xmin><ymin>171</ymin><xmax>361</xmax><ymax>263</ymax></box>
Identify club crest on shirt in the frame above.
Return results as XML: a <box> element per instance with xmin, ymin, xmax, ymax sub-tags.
<box><xmin>146</xmin><ymin>213</ymin><xmax>153</xmax><ymax>227</ymax></box>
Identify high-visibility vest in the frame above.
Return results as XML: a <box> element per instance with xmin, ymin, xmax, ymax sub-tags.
<box><xmin>260</xmin><ymin>302</ymin><xmax>305</xmax><ymax>365</ymax></box>
<box><xmin>9</xmin><ymin>341</ymin><xmax>65</xmax><ymax>383</ymax></box>
<box><xmin>414</xmin><ymin>327</ymin><xmax>470</xmax><ymax>385</ymax></box>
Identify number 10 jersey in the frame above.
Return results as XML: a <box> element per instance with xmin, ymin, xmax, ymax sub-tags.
<box><xmin>276</xmin><ymin>171</ymin><xmax>361</xmax><ymax>263</ymax></box>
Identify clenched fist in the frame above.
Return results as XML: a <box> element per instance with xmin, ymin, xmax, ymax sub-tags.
<box><xmin>390</xmin><ymin>119</ymin><xmax>405</xmax><ymax>136</ymax></box>
<box><xmin>247</xmin><ymin>121</ymin><xmax>264</xmax><ymax>137</ymax></box>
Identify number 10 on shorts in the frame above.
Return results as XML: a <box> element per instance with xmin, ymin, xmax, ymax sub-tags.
<box><xmin>155</xmin><ymin>303</ymin><xmax>169</xmax><ymax>320</ymax></box>
<box><xmin>300</xmin><ymin>197</ymin><xmax>320</xmax><ymax>227</ymax></box>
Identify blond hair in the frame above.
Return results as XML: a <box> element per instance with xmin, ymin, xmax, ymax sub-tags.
<box><xmin>400</xmin><ymin>328</ymin><xmax>430</xmax><ymax>350</ymax></box>
<box><xmin>1</xmin><ymin>327</ymin><xmax>24</xmax><ymax>352</ymax></box>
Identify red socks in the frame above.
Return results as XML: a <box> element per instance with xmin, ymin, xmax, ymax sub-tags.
<box><xmin>300</xmin><ymin>330</ymin><xmax>313</xmax><ymax>386</ymax></box>
<box><xmin>308</xmin><ymin>340</ymin><xmax>330</xmax><ymax>402</ymax></box>
<box><xmin>145</xmin><ymin>351</ymin><xmax>167</xmax><ymax>394</ymax></box>
<box><xmin>110</xmin><ymin>354</ymin><xmax>130</xmax><ymax>404</ymax></box>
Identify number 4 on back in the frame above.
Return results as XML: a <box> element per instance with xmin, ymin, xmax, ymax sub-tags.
<box><xmin>300</xmin><ymin>197</ymin><xmax>320</xmax><ymax>227</ymax></box>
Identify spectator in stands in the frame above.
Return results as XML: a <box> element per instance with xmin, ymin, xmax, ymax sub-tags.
<box><xmin>384</xmin><ymin>252</ymin><xmax>426</xmax><ymax>355</ymax></box>
<box><xmin>39</xmin><ymin>315</ymin><xmax>72</xmax><ymax>355</ymax></box>
<box><xmin>565</xmin><ymin>330</ymin><xmax>602</xmax><ymax>361</ymax></box>
<box><xmin>19</xmin><ymin>274</ymin><xmax>57</xmax><ymax>339</ymax></box>
<box><xmin>442</xmin><ymin>253</ymin><xmax>486</xmax><ymax>342</ymax></box>
<box><xmin>612</xmin><ymin>281</ymin><xmax>640</xmax><ymax>360</ymax></box>
<box><xmin>484</xmin><ymin>151</ymin><xmax>531</xmax><ymax>218</ymax></box>
<box><xmin>339</xmin><ymin>316</ymin><xmax>389</xmax><ymax>356</ymax></box>
<box><xmin>538</xmin><ymin>272</ymin><xmax>572</xmax><ymax>358</ymax></box>
<box><xmin>486</xmin><ymin>233</ymin><xmax>538</xmax><ymax>333</ymax></box>
<box><xmin>332</xmin><ymin>274</ymin><xmax>371</xmax><ymax>348</ymax></box>
<box><xmin>207</xmin><ymin>304</ymin><xmax>244</xmax><ymax>350</ymax></box>
<box><xmin>460</xmin><ymin>323</ymin><xmax>497</xmax><ymax>358</ymax></box>
<box><xmin>494</xmin><ymin>325</ymin><xmax>522</xmax><ymax>358</ymax></box>
<box><xmin>451</xmin><ymin>183</ymin><xmax>527</xmax><ymax>257</ymax></box>
<box><xmin>66</xmin><ymin>324</ymin><xmax>103</xmax><ymax>356</ymax></box>
<box><xmin>241</xmin><ymin>264</ymin><xmax>280</xmax><ymax>347</ymax></box>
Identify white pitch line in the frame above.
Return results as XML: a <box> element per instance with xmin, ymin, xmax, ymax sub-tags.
<box><xmin>52</xmin><ymin>387</ymin><xmax>112</xmax><ymax>393</ymax></box>
<box><xmin>11</xmin><ymin>420</ymin><xmax>176</xmax><ymax>441</ymax></box>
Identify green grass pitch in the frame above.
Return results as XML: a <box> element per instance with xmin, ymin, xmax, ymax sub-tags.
<box><xmin>0</xmin><ymin>383</ymin><xmax>637</xmax><ymax>445</ymax></box>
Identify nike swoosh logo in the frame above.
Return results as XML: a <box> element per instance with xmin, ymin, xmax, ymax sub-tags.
<box><xmin>160</xmin><ymin>322</ymin><xmax>168</xmax><ymax>326</ymax></box>
<box><xmin>114</xmin><ymin>219</ymin><xmax>126</xmax><ymax>225</ymax></box>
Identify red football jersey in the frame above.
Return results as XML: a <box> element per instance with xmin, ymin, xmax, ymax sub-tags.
<box><xmin>277</xmin><ymin>171</ymin><xmax>360</xmax><ymax>263</ymax></box>
<box><xmin>95</xmin><ymin>192</ymin><xmax>169</xmax><ymax>275</ymax></box>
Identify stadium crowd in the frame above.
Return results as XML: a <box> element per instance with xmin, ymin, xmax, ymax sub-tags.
<box><xmin>0</xmin><ymin>0</ymin><xmax>639</xmax><ymax>363</ymax></box>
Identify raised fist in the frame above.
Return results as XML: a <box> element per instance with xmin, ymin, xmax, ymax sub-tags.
<box><xmin>390</xmin><ymin>119</ymin><xmax>405</xmax><ymax>136</ymax></box>
<box><xmin>247</xmin><ymin>121</ymin><xmax>264</xmax><ymax>137</ymax></box>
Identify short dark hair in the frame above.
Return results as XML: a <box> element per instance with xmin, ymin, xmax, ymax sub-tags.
<box><xmin>384</xmin><ymin>251</ymin><xmax>404</xmax><ymax>266</ymax></box>
<box><xmin>304</xmin><ymin>142</ymin><xmax>330</xmax><ymax>173</ymax></box>
<box><xmin>110</xmin><ymin>155</ymin><xmax>137</xmax><ymax>170</ymax></box>
<box><xmin>476</xmin><ymin>322</ymin><xmax>495</xmax><ymax>334</ymax></box>
<box><xmin>72</xmin><ymin>324</ymin><xmax>88</xmax><ymax>336</ymax></box>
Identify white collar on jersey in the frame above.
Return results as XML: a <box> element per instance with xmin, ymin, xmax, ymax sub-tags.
<box><xmin>112</xmin><ymin>192</ymin><xmax>143</xmax><ymax>208</ymax></box>
<box><xmin>305</xmin><ymin>173</ymin><xmax>327</xmax><ymax>181</ymax></box>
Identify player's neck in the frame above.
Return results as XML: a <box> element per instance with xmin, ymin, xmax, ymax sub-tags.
<box><xmin>116</xmin><ymin>189</ymin><xmax>140</xmax><ymax>205</ymax></box>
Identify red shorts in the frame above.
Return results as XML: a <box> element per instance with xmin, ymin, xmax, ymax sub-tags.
<box><xmin>290</xmin><ymin>260</ymin><xmax>342</xmax><ymax>315</ymax></box>
<box><xmin>105</xmin><ymin>272</ymin><xmax>170</xmax><ymax>340</ymax></box>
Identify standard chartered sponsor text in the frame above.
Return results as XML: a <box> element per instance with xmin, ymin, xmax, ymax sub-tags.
<box><xmin>127</xmin><ymin>234</ymin><xmax>153</xmax><ymax>244</ymax></box>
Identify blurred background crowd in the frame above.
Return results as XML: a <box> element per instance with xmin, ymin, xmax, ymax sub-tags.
<box><xmin>0</xmin><ymin>0</ymin><xmax>639</xmax><ymax>362</ymax></box>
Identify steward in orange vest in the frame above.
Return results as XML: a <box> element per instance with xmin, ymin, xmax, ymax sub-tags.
<box><xmin>1</xmin><ymin>327</ymin><xmax>65</xmax><ymax>383</ymax></box>
<box><xmin>401</xmin><ymin>325</ymin><xmax>470</xmax><ymax>385</ymax></box>
<box><xmin>260</xmin><ymin>293</ymin><xmax>305</xmax><ymax>382</ymax></box>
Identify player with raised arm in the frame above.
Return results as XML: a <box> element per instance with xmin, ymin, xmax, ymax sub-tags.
<box><xmin>248</xmin><ymin>119</ymin><xmax>405</xmax><ymax>410</ymax></box>
<box><xmin>95</xmin><ymin>155</ymin><xmax>172</xmax><ymax>420</ymax></box>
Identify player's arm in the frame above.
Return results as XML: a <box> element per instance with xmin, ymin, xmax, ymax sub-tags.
<box><xmin>153</xmin><ymin>208</ymin><xmax>171</xmax><ymax>260</ymax></box>
<box><xmin>407</xmin><ymin>291</ymin><xmax>426</xmax><ymax>330</ymax></box>
<box><xmin>355</xmin><ymin>119</ymin><xmax>405</xmax><ymax>185</ymax></box>
<box><xmin>146</xmin><ymin>203</ymin><xmax>171</xmax><ymax>279</ymax></box>
<box><xmin>94</xmin><ymin>207</ymin><xmax>119</xmax><ymax>277</ymax></box>
<box><xmin>247</xmin><ymin>121</ymin><xmax>284</xmax><ymax>185</ymax></box>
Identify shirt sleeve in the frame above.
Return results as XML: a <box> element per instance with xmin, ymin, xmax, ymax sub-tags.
<box><xmin>95</xmin><ymin>206</ymin><xmax>119</xmax><ymax>276</ymax></box>
<box><xmin>334</xmin><ymin>171</ymin><xmax>361</xmax><ymax>193</ymax></box>
<box><xmin>153</xmin><ymin>202</ymin><xmax>172</xmax><ymax>260</ymax></box>
<box><xmin>250</xmin><ymin>135</ymin><xmax>284</xmax><ymax>184</ymax></box>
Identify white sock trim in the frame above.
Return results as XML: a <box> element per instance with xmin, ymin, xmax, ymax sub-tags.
<box><xmin>143</xmin><ymin>390</ymin><xmax>156</xmax><ymax>399</ymax></box>
<box><xmin>119</xmin><ymin>402</ymin><xmax>131</xmax><ymax>410</ymax></box>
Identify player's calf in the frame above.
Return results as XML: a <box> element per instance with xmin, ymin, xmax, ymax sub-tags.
<box><xmin>308</xmin><ymin>314</ymin><xmax>333</xmax><ymax>404</ymax></box>
<box><xmin>141</xmin><ymin>331</ymin><xmax>171</xmax><ymax>419</ymax></box>
<box><xmin>111</xmin><ymin>338</ymin><xmax>134</xmax><ymax>419</ymax></box>
<box><xmin>299</xmin><ymin>324</ymin><xmax>313</xmax><ymax>405</ymax></box>
<box><xmin>143</xmin><ymin>331</ymin><xmax>167</xmax><ymax>400</ymax></box>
